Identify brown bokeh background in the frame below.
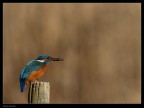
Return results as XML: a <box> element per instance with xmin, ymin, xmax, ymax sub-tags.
<box><xmin>3</xmin><ymin>3</ymin><xmax>141</xmax><ymax>104</ymax></box>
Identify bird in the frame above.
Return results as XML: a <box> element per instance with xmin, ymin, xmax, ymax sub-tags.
<box><xmin>20</xmin><ymin>54</ymin><xmax>63</xmax><ymax>92</ymax></box>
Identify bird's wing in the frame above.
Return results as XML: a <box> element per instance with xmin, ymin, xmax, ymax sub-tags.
<box><xmin>20</xmin><ymin>60</ymin><xmax>44</xmax><ymax>80</ymax></box>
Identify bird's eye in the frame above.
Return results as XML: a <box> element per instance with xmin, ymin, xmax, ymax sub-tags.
<box><xmin>48</xmin><ymin>57</ymin><xmax>51</xmax><ymax>60</ymax></box>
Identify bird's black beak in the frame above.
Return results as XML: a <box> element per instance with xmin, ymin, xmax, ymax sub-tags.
<box><xmin>48</xmin><ymin>57</ymin><xmax>64</xmax><ymax>61</ymax></box>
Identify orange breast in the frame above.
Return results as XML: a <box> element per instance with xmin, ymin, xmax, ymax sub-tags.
<box><xmin>26</xmin><ymin>65</ymin><xmax>47</xmax><ymax>82</ymax></box>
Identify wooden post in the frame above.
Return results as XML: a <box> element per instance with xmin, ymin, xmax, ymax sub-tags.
<box><xmin>28</xmin><ymin>82</ymin><xmax>50</xmax><ymax>104</ymax></box>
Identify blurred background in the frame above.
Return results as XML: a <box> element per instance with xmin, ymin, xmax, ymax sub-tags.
<box><xmin>3</xmin><ymin>3</ymin><xmax>141</xmax><ymax>104</ymax></box>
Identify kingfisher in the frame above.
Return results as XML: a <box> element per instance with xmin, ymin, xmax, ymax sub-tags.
<box><xmin>20</xmin><ymin>54</ymin><xmax>63</xmax><ymax>92</ymax></box>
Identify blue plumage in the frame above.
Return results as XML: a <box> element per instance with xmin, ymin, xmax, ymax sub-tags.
<box><xmin>20</xmin><ymin>60</ymin><xmax>44</xmax><ymax>79</ymax></box>
<box><xmin>20</xmin><ymin>54</ymin><xmax>63</xmax><ymax>92</ymax></box>
<box><xmin>20</xmin><ymin>60</ymin><xmax>46</xmax><ymax>92</ymax></box>
<box><xmin>20</xmin><ymin>79</ymin><xmax>26</xmax><ymax>92</ymax></box>
<box><xmin>36</xmin><ymin>54</ymin><xmax>49</xmax><ymax>60</ymax></box>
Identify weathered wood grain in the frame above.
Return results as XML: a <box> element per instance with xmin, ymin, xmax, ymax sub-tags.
<box><xmin>28</xmin><ymin>82</ymin><xmax>50</xmax><ymax>104</ymax></box>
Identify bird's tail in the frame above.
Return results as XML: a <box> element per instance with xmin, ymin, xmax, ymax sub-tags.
<box><xmin>20</xmin><ymin>79</ymin><xmax>26</xmax><ymax>92</ymax></box>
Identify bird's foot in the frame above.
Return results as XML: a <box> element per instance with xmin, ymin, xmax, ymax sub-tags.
<box><xmin>26</xmin><ymin>81</ymin><xmax>30</xmax><ymax>85</ymax></box>
<box><xmin>33</xmin><ymin>80</ymin><xmax>39</xmax><ymax>83</ymax></box>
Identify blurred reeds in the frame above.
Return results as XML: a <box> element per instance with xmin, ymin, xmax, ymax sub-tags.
<box><xmin>3</xmin><ymin>3</ymin><xmax>141</xmax><ymax>104</ymax></box>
